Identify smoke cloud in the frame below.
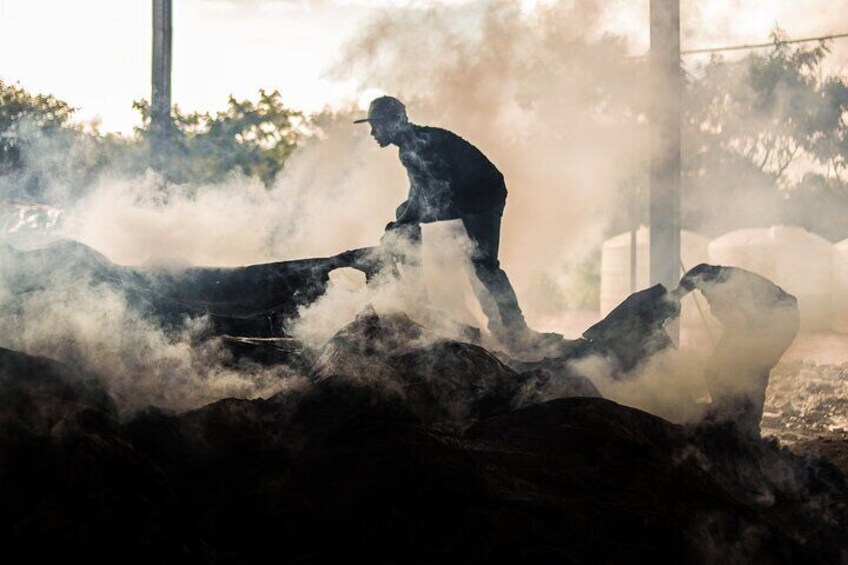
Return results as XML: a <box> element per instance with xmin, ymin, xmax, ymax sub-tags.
<box><xmin>331</xmin><ymin>0</ymin><xmax>653</xmax><ymax>323</ymax></box>
<box><xmin>0</xmin><ymin>250</ymin><xmax>306</xmax><ymax>414</ymax></box>
<box><xmin>1</xmin><ymin>0</ymin><xmax>844</xmax><ymax>424</ymax></box>
<box><xmin>0</xmin><ymin>108</ymin><xmax>497</xmax><ymax>414</ymax></box>
<box><xmin>60</xmin><ymin>117</ymin><xmax>400</xmax><ymax>267</ymax></box>
<box><xmin>571</xmin><ymin>348</ymin><xmax>711</xmax><ymax>424</ymax></box>
<box><xmin>290</xmin><ymin>220</ymin><xmax>487</xmax><ymax>348</ymax></box>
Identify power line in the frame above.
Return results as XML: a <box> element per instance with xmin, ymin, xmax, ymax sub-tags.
<box><xmin>681</xmin><ymin>31</ymin><xmax>848</xmax><ymax>56</ymax></box>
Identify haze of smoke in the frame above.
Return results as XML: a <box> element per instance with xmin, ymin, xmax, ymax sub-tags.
<box><xmin>681</xmin><ymin>0</ymin><xmax>848</xmax><ymax>72</ymax></box>
<box><xmin>321</xmin><ymin>0</ymin><xmax>842</xmax><ymax>428</ymax></box>
<box><xmin>3</xmin><ymin>0</ymin><xmax>837</xmax><ymax>421</ymax></box>
<box><xmin>566</xmin><ymin>273</ymin><xmax>802</xmax><ymax>427</ymax></box>
<box><xmin>60</xmin><ymin>105</ymin><xmax>496</xmax><ymax>349</ymax></box>
<box><xmin>60</xmin><ymin>112</ymin><xmax>478</xmax><ymax>269</ymax></box>
<box><xmin>2</xmin><ymin>119</ymin><xmax>327</xmax><ymax>413</ymax></box>
<box><xmin>0</xmin><ymin>257</ymin><xmax>305</xmax><ymax>414</ymax></box>
<box><xmin>1</xmin><ymin>111</ymin><xmax>495</xmax><ymax>412</ymax></box>
<box><xmin>2</xmin><ymin>104</ymin><xmax>497</xmax><ymax>413</ymax></box>
<box><xmin>592</xmin><ymin>0</ymin><xmax>848</xmax><ymax>66</ymax></box>
<box><xmin>332</xmin><ymin>0</ymin><xmax>848</xmax><ymax>323</ymax></box>
<box><xmin>62</xmin><ymin>117</ymin><xmax>401</xmax><ymax>267</ymax></box>
<box><xmin>566</xmin><ymin>338</ymin><xmax>756</xmax><ymax>427</ymax></box>
<box><xmin>291</xmin><ymin>220</ymin><xmax>487</xmax><ymax>348</ymax></box>
<box><xmin>330</xmin><ymin>0</ymin><xmax>655</xmax><ymax>324</ymax></box>
<box><xmin>596</xmin><ymin>348</ymin><xmax>712</xmax><ymax>424</ymax></box>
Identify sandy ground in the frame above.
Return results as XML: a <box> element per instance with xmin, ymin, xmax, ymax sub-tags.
<box><xmin>766</xmin><ymin>332</ymin><xmax>848</xmax><ymax>442</ymax></box>
<box><xmin>783</xmin><ymin>332</ymin><xmax>848</xmax><ymax>364</ymax></box>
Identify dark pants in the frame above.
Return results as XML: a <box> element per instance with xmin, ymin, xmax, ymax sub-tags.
<box><xmin>385</xmin><ymin>209</ymin><xmax>527</xmax><ymax>338</ymax></box>
<box><xmin>460</xmin><ymin>210</ymin><xmax>527</xmax><ymax>338</ymax></box>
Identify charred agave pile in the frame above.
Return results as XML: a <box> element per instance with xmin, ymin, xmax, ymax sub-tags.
<box><xmin>0</xmin><ymin>241</ymin><xmax>847</xmax><ymax>563</ymax></box>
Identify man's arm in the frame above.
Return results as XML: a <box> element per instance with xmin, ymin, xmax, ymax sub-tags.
<box><xmin>395</xmin><ymin>197</ymin><xmax>422</xmax><ymax>225</ymax></box>
<box><xmin>384</xmin><ymin>198</ymin><xmax>420</xmax><ymax>232</ymax></box>
<box><xmin>393</xmin><ymin>169</ymin><xmax>424</xmax><ymax>225</ymax></box>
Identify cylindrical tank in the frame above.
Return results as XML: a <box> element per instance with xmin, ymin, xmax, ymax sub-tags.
<box><xmin>600</xmin><ymin>225</ymin><xmax>710</xmax><ymax>317</ymax></box>
<box><xmin>709</xmin><ymin>226</ymin><xmax>833</xmax><ymax>332</ymax></box>
<box><xmin>833</xmin><ymin>238</ymin><xmax>848</xmax><ymax>334</ymax></box>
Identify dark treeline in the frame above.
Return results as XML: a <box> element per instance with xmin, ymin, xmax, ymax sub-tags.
<box><xmin>0</xmin><ymin>85</ymin><xmax>305</xmax><ymax>198</ymax></box>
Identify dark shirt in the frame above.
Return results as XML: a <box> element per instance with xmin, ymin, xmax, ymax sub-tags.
<box><xmin>396</xmin><ymin>125</ymin><xmax>507</xmax><ymax>223</ymax></box>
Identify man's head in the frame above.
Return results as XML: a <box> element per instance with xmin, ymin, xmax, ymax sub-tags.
<box><xmin>353</xmin><ymin>96</ymin><xmax>409</xmax><ymax>147</ymax></box>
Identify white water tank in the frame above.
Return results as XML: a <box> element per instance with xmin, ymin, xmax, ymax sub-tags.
<box><xmin>709</xmin><ymin>226</ymin><xmax>833</xmax><ymax>332</ymax></box>
<box><xmin>834</xmin><ymin>238</ymin><xmax>848</xmax><ymax>333</ymax></box>
<box><xmin>600</xmin><ymin>225</ymin><xmax>710</xmax><ymax>317</ymax></box>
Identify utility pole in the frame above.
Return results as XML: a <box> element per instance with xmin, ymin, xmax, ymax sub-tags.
<box><xmin>649</xmin><ymin>0</ymin><xmax>681</xmax><ymax>294</ymax></box>
<box><xmin>151</xmin><ymin>0</ymin><xmax>172</xmax><ymax>173</ymax></box>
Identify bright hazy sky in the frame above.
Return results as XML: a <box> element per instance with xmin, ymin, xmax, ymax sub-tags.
<box><xmin>1</xmin><ymin>0</ymin><xmax>846</xmax><ymax>134</ymax></box>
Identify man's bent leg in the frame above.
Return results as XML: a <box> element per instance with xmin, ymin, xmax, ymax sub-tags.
<box><xmin>461</xmin><ymin>210</ymin><xmax>528</xmax><ymax>337</ymax></box>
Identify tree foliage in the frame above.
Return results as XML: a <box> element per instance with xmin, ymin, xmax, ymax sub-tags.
<box><xmin>687</xmin><ymin>30</ymin><xmax>848</xmax><ymax>181</ymax></box>
<box><xmin>0</xmin><ymin>79</ymin><xmax>76</xmax><ymax>175</ymax></box>
<box><xmin>682</xmin><ymin>31</ymin><xmax>848</xmax><ymax>237</ymax></box>
<box><xmin>0</xmin><ymin>80</ymin><xmax>125</xmax><ymax>199</ymax></box>
<box><xmin>134</xmin><ymin>89</ymin><xmax>303</xmax><ymax>186</ymax></box>
<box><xmin>0</xmin><ymin>84</ymin><xmax>303</xmax><ymax>202</ymax></box>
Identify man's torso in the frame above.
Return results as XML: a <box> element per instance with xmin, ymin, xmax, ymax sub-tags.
<box><xmin>398</xmin><ymin>125</ymin><xmax>507</xmax><ymax>222</ymax></box>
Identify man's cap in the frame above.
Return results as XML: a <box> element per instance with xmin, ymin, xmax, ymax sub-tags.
<box><xmin>353</xmin><ymin>96</ymin><xmax>407</xmax><ymax>124</ymax></box>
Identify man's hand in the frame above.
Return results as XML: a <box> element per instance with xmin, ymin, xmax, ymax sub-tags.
<box><xmin>385</xmin><ymin>217</ymin><xmax>418</xmax><ymax>232</ymax></box>
<box><xmin>381</xmin><ymin>219</ymin><xmax>421</xmax><ymax>247</ymax></box>
<box><xmin>381</xmin><ymin>221</ymin><xmax>399</xmax><ymax>246</ymax></box>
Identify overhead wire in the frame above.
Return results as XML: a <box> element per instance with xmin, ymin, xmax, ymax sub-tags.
<box><xmin>681</xmin><ymin>31</ymin><xmax>848</xmax><ymax>56</ymax></box>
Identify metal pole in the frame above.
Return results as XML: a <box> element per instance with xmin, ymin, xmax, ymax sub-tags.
<box><xmin>649</xmin><ymin>0</ymin><xmax>681</xmax><ymax>293</ymax></box>
<box><xmin>151</xmin><ymin>0</ymin><xmax>172</xmax><ymax>173</ymax></box>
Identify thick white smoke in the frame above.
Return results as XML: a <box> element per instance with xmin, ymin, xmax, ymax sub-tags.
<box><xmin>0</xmin><ymin>254</ymin><xmax>306</xmax><ymax>414</ymax></box>
<box><xmin>330</xmin><ymin>0</ymin><xmax>654</xmax><ymax>324</ymax></box>
<box><xmin>1</xmin><ymin>0</ymin><xmax>843</xmax><ymax>424</ymax></box>
<box><xmin>290</xmin><ymin>219</ymin><xmax>488</xmax><ymax>348</ymax></box>
<box><xmin>63</xmin><ymin>117</ymin><xmax>401</xmax><ymax>266</ymax></box>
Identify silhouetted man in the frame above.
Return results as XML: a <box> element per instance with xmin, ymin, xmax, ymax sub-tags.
<box><xmin>354</xmin><ymin>96</ymin><xmax>552</xmax><ymax>351</ymax></box>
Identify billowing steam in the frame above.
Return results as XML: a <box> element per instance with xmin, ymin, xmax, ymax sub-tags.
<box><xmin>0</xmin><ymin>0</ymin><xmax>844</xmax><ymax>424</ymax></box>
<box><xmin>0</xmin><ymin>253</ymin><xmax>306</xmax><ymax>414</ymax></box>
<box><xmin>291</xmin><ymin>220</ymin><xmax>487</xmax><ymax>348</ymax></box>
<box><xmin>332</xmin><ymin>0</ymin><xmax>651</xmax><ymax>320</ymax></box>
<box><xmin>64</xmin><ymin>118</ymin><xmax>401</xmax><ymax>266</ymax></box>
